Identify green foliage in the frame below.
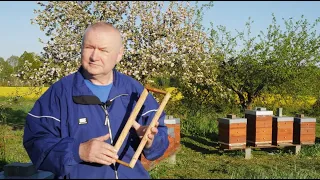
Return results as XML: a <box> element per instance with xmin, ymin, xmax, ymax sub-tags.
<box><xmin>213</xmin><ymin>14</ymin><xmax>320</xmax><ymax>111</ymax></box>
<box><xmin>0</xmin><ymin>57</ymin><xmax>13</xmax><ymax>76</ymax></box>
<box><xmin>151</xmin><ymin>75</ymin><xmax>181</xmax><ymax>89</ymax></box>
<box><xmin>16</xmin><ymin>51</ymin><xmax>42</xmax><ymax>74</ymax></box>
<box><xmin>165</xmin><ymin>92</ymin><xmax>240</xmax><ymax>137</ymax></box>
<box><xmin>6</xmin><ymin>56</ymin><xmax>19</xmax><ymax>69</ymax></box>
<box><xmin>152</xmin><ymin>76</ymin><xmax>171</xmax><ymax>88</ymax></box>
<box><xmin>0</xmin><ymin>52</ymin><xmax>46</xmax><ymax>86</ymax></box>
<box><xmin>308</xmin><ymin>97</ymin><xmax>320</xmax><ymax>119</ymax></box>
<box><xmin>0</xmin><ymin>57</ymin><xmax>14</xmax><ymax>86</ymax></box>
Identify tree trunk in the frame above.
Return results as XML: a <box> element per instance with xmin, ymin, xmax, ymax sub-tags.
<box><xmin>246</xmin><ymin>102</ymin><xmax>252</xmax><ymax>110</ymax></box>
<box><xmin>247</xmin><ymin>94</ymin><xmax>254</xmax><ymax>110</ymax></box>
<box><xmin>239</xmin><ymin>97</ymin><xmax>247</xmax><ymax>112</ymax></box>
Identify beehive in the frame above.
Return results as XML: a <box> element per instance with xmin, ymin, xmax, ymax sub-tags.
<box><xmin>293</xmin><ymin>114</ymin><xmax>316</xmax><ymax>145</ymax></box>
<box><xmin>272</xmin><ymin>108</ymin><xmax>294</xmax><ymax>145</ymax></box>
<box><xmin>164</xmin><ymin>117</ymin><xmax>181</xmax><ymax>152</ymax></box>
<box><xmin>141</xmin><ymin>116</ymin><xmax>180</xmax><ymax>170</ymax></box>
<box><xmin>245</xmin><ymin>107</ymin><xmax>273</xmax><ymax>147</ymax></box>
<box><xmin>218</xmin><ymin>114</ymin><xmax>247</xmax><ymax>150</ymax></box>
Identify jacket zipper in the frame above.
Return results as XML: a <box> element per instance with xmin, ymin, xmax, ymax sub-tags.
<box><xmin>101</xmin><ymin>103</ymin><xmax>119</xmax><ymax>179</ymax></box>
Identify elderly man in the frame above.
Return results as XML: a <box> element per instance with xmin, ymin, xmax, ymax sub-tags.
<box><xmin>23</xmin><ymin>22</ymin><xmax>169</xmax><ymax>179</ymax></box>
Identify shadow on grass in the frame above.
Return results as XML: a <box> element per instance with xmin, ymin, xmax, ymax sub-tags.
<box><xmin>180</xmin><ymin>136</ymin><xmax>246</xmax><ymax>158</ymax></box>
<box><xmin>181</xmin><ymin>141</ymin><xmax>222</xmax><ymax>155</ymax></box>
<box><xmin>209</xmin><ymin>168</ymin><xmax>228</xmax><ymax>174</ymax></box>
<box><xmin>181</xmin><ymin>133</ymin><xmax>219</xmax><ymax>147</ymax></box>
<box><xmin>0</xmin><ymin>107</ymin><xmax>27</xmax><ymax>130</ymax></box>
<box><xmin>180</xmin><ymin>133</ymin><xmax>222</xmax><ymax>155</ymax></box>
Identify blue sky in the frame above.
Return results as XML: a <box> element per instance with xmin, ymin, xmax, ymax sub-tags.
<box><xmin>0</xmin><ymin>1</ymin><xmax>319</xmax><ymax>60</ymax></box>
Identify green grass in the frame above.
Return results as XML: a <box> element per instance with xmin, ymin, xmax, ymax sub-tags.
<box><xmin>1</xmin><ymin>97</ymin><xmax>320</xmax><ymax>179</ymax></box>
<box><xmin>150</xmin><ymin>132</ymin><xmax>320</xmax><ymax>179</ymax></box>
<box><xmin>0</xmin><ymin>96</ymin><xmax>35</xmax><ymax>126</ymax></box>
<box><xmin>0</xmin><ymin>97</ymin><xmax>35</xmax><ymax>171</ymax></box>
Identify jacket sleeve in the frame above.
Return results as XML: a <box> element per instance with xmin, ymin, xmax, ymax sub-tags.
<box><xmin>23</xmin><ymin>85</ymin><xmax>82</xmax><ymax>178</ymax></box>
<box><xmin>140</xmin><ymin>92</ymin><xmax>169</xmax><ymax>161</ymax></box>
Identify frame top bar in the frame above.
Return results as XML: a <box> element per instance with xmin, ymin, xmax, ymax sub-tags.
<box><xmin>145</xmin><ymin>85</ymin><xmax>167</xmax><ymax>95</ymax></box>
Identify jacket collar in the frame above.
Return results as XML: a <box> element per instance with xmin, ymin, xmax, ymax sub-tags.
<box><xmin>72</xmin><ymin>66</ymin><xmax>128</xmax><ymax>105</ymax></box>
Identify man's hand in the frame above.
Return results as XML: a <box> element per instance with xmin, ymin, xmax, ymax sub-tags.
<box><xmin>132</xmin><ymin>121</ymin><xmax>159</xmax><ymax>149</ymax></box>
<box><xmin>79</xmin><ymin>134</ymin><xmax>118</xmax><ymax>165</ymax></box>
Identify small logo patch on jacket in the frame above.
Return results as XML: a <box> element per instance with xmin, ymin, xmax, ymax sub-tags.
<box><xmin>79</xmin><ymin>118</ymin><xmax>88</xmax><ymax>124</ymax></box>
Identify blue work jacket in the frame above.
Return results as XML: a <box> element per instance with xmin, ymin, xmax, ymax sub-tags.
<box><xmin>23</xmin><ymin>67</ymin><xmax>169</xmax><ymax>179</ymax></box>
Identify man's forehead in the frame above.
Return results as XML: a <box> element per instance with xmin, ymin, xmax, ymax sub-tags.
<box><xmin>85</xmin><ymin>27</ymin><xmax>121</xmax><ymax>41</ymax></box>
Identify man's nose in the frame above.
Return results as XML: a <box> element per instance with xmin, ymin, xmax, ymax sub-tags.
<box><xmin>89</xmin><ymin>48</ymin><xmax>99</xmax><ymax>61</ymax></box>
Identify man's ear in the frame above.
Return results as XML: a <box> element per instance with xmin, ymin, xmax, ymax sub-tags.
<box><xmin>116</xmin><ymin>46</ymin><xmax>124</xmax><ymax>63</ymax></box>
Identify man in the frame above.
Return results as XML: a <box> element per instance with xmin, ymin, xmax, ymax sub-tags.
<box><xmin>23</xmin><ymin>22</ymin><xmax>169</xmax><ymax>179</ymax></box>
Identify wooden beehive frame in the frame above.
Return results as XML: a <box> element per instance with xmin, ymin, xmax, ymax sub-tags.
<box><xmin>113</xmin><ymin>85</ymin><xmax>171</xmax><ymax>168</ymax></box>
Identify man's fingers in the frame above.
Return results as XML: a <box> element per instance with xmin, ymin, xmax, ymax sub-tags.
<box><xmin>148</xmin><ymin>133</ymin><xmax>154</xmax><ymax>140</ymax></box>
<box><xmin>101</xmin><ymin>142</ymin><xmax>118</xmax><ymax>153</ymax></box>
<box><xmin>151</xmin><ymin>127</ymin><xmax>158</xmax><ymax>134</ymax></box>
<box><xmin>147</xmin><ymin>127</ymin><xmax>158</xmax><ymax>141</ymax></box>
<box><xmin>94</xmin><ymin>155</ymin><xmax>116</xmax><ymax>165</ymax></box>
<box><xmin>134</xmin><ymin>122</ymin><xmax>159</xmax><ymax>142</ymax></box>
<box><xmin>100</xmin><ymin>146</ymin><xmax>118</xmax><ymax>159</ymax></box>
<box><xmin>95</xmin><ymin>143</ymin><xmax>119</xmax><ymax>165</ymax></box>
<box><xmin>147</xmin><ymin>127</ymin><xmax>158</xmax><ymax>139</ymax></box>
<box><xmin>95</xmin><ymin>134</ymin><xmax>110</xmax><ymax>141</ymax></box>
<box><xmin>132</xmin><ymin>121</ymin><xmax>141</xmax><ymax>131</ymax></box>
<box><xmin>101</xmin><ymin>150</ymin><xmax>118</xmax><ymax>161</ymax></box>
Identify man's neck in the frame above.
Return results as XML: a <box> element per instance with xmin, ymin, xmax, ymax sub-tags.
<box><xmin>83</xmin><ymin>70</ymin><xmax>113</xmax><ymax>86</ymax></box>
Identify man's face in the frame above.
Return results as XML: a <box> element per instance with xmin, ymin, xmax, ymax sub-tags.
<box><xmin>81</xmin><ymin>28</ymin><xmax>123</xmax><ymax>77</ymax></box>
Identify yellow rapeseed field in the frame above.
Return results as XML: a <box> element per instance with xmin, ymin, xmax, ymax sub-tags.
<box><xmin>0</xmin><ymin>86</ymin><xmax>183</xmax><ymax>101</ymax></box>
<box><xmin>0</xmin><ymin>87</ymin><xmax>315</xmax><ymax>109</ymax></box>
<box><xmin>0</xmin><ymin>87</ymin><xmax>49</xmax><ymax>100</ymax></box>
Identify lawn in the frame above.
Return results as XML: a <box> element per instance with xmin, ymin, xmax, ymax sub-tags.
<box><xmin>0</xmin><ymin>97</ymin><xmax>35</xmax><ymax>171</ymax></box>
<box><xmin>1</xmin><ymin>96</ymin><xmax>320</xmax><ymax>178</ymax></box>
<box><xmin>149</xmin><ymin>133</ymin><xmax>320</xmax><ymax>179</ymax></box>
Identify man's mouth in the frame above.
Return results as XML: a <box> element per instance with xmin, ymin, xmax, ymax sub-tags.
<box><xmin>89</xmin><ymin>63</ymin><xmax>100</xmax><ymax>67</ymax></box>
